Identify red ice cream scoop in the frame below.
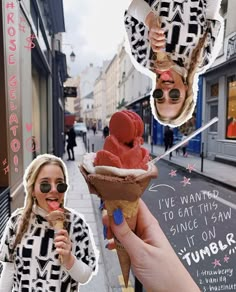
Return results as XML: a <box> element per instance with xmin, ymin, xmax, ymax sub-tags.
<box><xmin>94</xmin><ymin>110</ymin><xmax>150</xmax><ymax>170</ymax></box>
<box><xmin>109</xmin><ymin>110</ymin><xmax>144</xmax><ymax>144</ymax></box>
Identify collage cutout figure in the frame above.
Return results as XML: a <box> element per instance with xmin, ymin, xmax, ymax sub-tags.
<box><xmin>124</xmin><ymin>0</ymin><xmax>224</xmax><ymax>127</ymax></box>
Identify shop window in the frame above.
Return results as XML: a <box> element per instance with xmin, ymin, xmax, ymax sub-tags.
<box><xmin>226</xmin><ymin>75</ymin><xmax>236</xmax><ymax>139</ymax></box>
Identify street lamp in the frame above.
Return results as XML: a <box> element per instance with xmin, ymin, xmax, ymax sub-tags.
<box><xmin>62</xmin><ymin>43</ymin><xmax>76</xmax><ymax>62</ymax></box>
<box><xmin>70</xmin><ymin>51</ymin><xmax>76</xmax><ymax>62</ymax></box>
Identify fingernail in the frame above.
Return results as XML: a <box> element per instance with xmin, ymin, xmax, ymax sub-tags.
<box><xmin>103</xmin><ymin>225</ymin><xmax>107</xmax><ymax>239</ymax></box>
<box><xmin>113</xmin><ymin>208</ymin><xmax>123</xmax><ymax>225</ymax></box>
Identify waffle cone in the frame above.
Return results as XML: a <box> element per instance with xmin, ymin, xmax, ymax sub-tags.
<box><xmin>80</xmin><ymin>163</ymin><xmax>158</xmax><ymax>201</ymax></box>
<box><xmin>79</xmin><ymin>163</ymin><xmax>158</xmax><ymax>286</ymax></box>
<box><xmin>105</xmin><ymin>199</ymin><xmax>138</xmax><ymax>287</ymax></box>
<box><xmin>52</xmin><ymin>220</ymin><xmax>64</xmax><ymax>231</ymax></box>
<box><xmin>52</xmin><ymin>220</ymin><xmax>64</xmax><ymax>263</ymax></box>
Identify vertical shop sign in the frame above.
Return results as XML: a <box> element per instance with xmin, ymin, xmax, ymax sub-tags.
<box><xmin>4</xmin><ymin>0</ymin><xmax>22</xmax><ymax>178</ymax></box>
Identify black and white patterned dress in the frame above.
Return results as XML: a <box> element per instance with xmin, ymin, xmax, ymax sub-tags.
<box><xmin>0</xmin><ymin>207</ymin><xmax>97</xmax><ymax>292</ymax></box>
<box><xmin>124</xmin><ymin>0</ymin><xmax>223</xmax><ymax>75</ymax></box>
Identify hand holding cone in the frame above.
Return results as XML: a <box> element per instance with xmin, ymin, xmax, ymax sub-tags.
<box><xmin>80</xmin><ymin>163</ymin><xmax>158</xmax><ymax>286</ymax></box>
<box><xmin>46</xmin><ymin>201</ymin><xmax>65</xmax><ymax>263</ymax></box>
<box><xmin>80</xmin><ymin>110</ymin><xmax>158</xmax><ymax>286</ymax></box>
<box><xmin>151</xmin><ymin>16</ymin><xmax>175</xmax><ymax>72</ymax></box>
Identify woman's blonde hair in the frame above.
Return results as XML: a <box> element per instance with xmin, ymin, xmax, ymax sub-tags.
<box><xmin>151</xmin><ymin>31</ymin><xmax>208</xmax><ymax>127</ymax></box>
<box><xmin>11</xmin><ymin>154</ymin><xmax>69</xmax><ymax>257</ymax></box>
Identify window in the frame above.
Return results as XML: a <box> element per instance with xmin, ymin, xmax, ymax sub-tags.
<box><xmin>210</xmin><ymin>83</ymin><xmax>219</xmax><ymax>97</ymax></box>
<box><xmin>226</xmin><ymin>75</ymin><xmax>236</xmax><ymax>139</ymax></box>
<box><xmin>207</xmin><ymin>82</ymin><xmax>218</xmax><ymax>101</ymax></box>
<box><xmin>209</xmin><ymin>104</ymin><xmax>218</xmax><ymax>132</ymax></box>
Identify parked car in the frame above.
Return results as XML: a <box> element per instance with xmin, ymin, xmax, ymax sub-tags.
<box><xmin>73</xmin><ymin>122</ymin><xmax>87</xmax><ymax>136</ymax></box>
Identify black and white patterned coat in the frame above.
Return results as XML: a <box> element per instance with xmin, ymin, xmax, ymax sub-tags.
<box><xmin>124</xmin><ymin>0</ymin><xmax>223</xmax><ymax>75</ymax></box>
<box><xmin>0</xmin><ymin>208</ymin><xmax>97</xmax><ymax>292</ymax></box>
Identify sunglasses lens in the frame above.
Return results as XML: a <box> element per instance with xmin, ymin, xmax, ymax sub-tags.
<box><xmin>57</xmin><ymin>183</ymin><xmax>68</xmax><ymax>193</ymax></box>
<box><xmin>40</xmin><ymin>183</ymin><xmax>51</xmax><ymax>193</ymax></box>
<box><xmin>153</xmin><ymin>89</ymin><xmax>163</xmax><ymax>99</ymax></box>
<box><xmin>169</xmin><ymin>89</ymin><xmax>180</xmax><ymax>100</ymax></box>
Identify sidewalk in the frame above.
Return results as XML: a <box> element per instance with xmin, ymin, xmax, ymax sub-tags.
<box><xmin>144</xmin><ymin>143</ymin><xmax>236</xmax><ymax>190</ymax></box>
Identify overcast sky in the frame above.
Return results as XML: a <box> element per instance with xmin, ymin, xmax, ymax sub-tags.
<box><xmin>62</xmin><ymin>0</ymin><xmax>130</xmax><ymax>76</ymax></box>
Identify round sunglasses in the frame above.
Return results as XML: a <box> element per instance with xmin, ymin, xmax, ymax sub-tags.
<box><xmin>40</xmin><ymin>182</ymin><xmax>68</xmax><ymax>193</ymax></box>
<box><xmin>152</xmin><ymin>88</ymin><xmax>180</xmax><ymax>101</ymax></box>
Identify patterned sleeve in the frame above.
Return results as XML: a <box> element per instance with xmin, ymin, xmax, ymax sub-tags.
<box><xmin>70</xmin><ymin>212</ymin><xmax>98</xmax><ymax>272</ymax></box>
<box><xmin>198</xmin><ymin>18</ymin><xmax>224</xmax><ymax>72</ymax></box>
<box><xmin>0</xmin><ymin>211</ymin><xmax>20</xmax><ymax>263</ymax></box>
<box><xmin>124</xmin><ymin>10</ymin><xmax>153</xmax><ymax>69</ymax></box>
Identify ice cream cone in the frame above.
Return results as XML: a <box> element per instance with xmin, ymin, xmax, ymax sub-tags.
<box><xmin>80</xmin><ymin>163</ymin><xmax>158</xmax><ymax>286</ymax></box>
<box><xmin>51</xmin><ymin>220</ymin><xmax>64</xmax><ymax>231</ymax></box>
<box><xmin>105</xmin><ymin>199</ymin><xmax>138</xmax><ymax>287</ymax></box>
<box><xmin>46</xmin><ymin>210</ymin><xmax>65</xmax><ymax>263</ymax></box>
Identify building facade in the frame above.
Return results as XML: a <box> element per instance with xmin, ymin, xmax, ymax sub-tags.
<box><xmin>202</xmin><ymin>0</ymin><xmax>236</xmax><ymax>164</ymax></box>
<box><xmin>79</xmin><ymin>63</ymin><xmax>100</xmax><ymax>128</ymax></box>
<box><xmin>93</xmin><ymin>61</ymin><xmax>110</xmax><ymax>130</ymax></box>
<box><xmin>105</xmin><ymin>54</ymin><xmax>119</xmax><ymax>123</ymax></box>
<box><xmin>0</xmin><ymin>0</ymin><xmax>67</xmax><ymax>214</ymax></box>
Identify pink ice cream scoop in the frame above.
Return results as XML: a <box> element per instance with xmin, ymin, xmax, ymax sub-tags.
<box><xmin>46</xmin><ymin>201</ymin><xmax>65</xmax><ymax>230</ymax></box>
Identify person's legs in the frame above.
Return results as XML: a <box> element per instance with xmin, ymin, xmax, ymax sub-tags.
<box><xmin>71</xmin><ymin>147</ymin><xmax>75</xmax><ymax>160</ymax></box>
<box><xmin>165</xmin><ymin>143</ymin><xmax>168</xmax><ymax>152</ymax></box>
<box><xmin>67</xmin><ymin>145</ymin><xmax>71</xmax><ymax>160</ymax></box>
<box><xmin>182</xmin><ymin>147</ymin><xmax>186</xmax><ymax>156</ymax></box>
<box><xmin>169</xmin><ymin>143</ymin><xmax>173</xmax><ymax>158</ymax></box>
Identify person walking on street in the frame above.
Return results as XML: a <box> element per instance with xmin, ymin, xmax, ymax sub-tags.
<box><xmin>164</xmin><ymin>126</ymin><xmax>173</xmax><ymax>159</ymax></box>
<box><xmin>181</xmin><ymin>132</ymin><xmax>189</xmax><ymax>157</ymax></box>
<box><xmin>92</xmin><ymin>124</ymin><xmax>96</xmax><ymax>136</ymax></box>
<box><xmin>67</xmin><ymin>126</ymin><xmax>77</xmax><ymax>161</ymax></box>
<box><xmin>103</xmin><ymin>126</ymin><xmax>109</xmax><ymax>139</ymax></box>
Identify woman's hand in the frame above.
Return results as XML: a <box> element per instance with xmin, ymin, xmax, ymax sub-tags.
<box><xmin>145</xmin><ymin>12</ymin><xmax>166</xmax><ymax>52</ymax></box>
<box><xmin>103</xmin><ymin>200</ymin><xmax>200</xmax><ymax>292</ymax></box>
<box><xmin>54</xmin><ymin>229</ymin><xmax>74</xmax><ymax>269</ymax></box>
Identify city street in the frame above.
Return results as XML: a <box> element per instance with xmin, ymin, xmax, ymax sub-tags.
<box><xmin>85</xmin><ymin>130</ymin><xmax>236</xmax><ymax>292</ymax></box>
<box><xmin>142</xmin><ymin>160</ymin><xmax>236</xmax><ymax>292</ymax></box>
<box><xmin>1</xmin><ymin>1</ymin><xmax>236</xmax><ymax>291</ymax></box>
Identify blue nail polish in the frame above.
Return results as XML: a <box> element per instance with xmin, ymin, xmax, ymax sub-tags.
<box><xmin>103</xmin><ymin>225</ymin><xmax>107</xmax><ymax>239</ymax></box>
<box><xmin>113</xmin><ymin>208</ymin><xmax>123</xmax><ymax>225</ymax></box>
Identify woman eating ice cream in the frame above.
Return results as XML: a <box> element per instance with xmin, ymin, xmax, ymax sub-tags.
<box><xmin>124</xmin><ymin>0</ymin><xmax>224</xmax><ymax>127</ymax></box>
<box><xmin>0</xmin><ymin>153</ymin><xmax>98</xmax><ymax>292</ymax></box>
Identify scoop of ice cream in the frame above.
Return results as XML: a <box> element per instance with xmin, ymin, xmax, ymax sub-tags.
<box><xmin>46</xmin><ymin>201</ymin><xmax>65</xmax><ymax>229</ymax></box>
<box><xmin>94</xmin><ymin>110</ymin><xmax>150</xmax><ymax>170</ymax></box>
<box><xmin>46</xmin><ymin>210</ymin><xmax>65</xmax><ymax>222</ymax></box>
